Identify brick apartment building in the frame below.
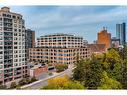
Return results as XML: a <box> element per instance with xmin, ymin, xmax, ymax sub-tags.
<box><xmin>29</xmin><ymin>33</ymin><xmax>91</xmax><ymax>64</ymax></box>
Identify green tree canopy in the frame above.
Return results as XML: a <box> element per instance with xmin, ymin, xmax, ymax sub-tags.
<box><xmin>98</xmin><ymin>71</ymin><xmax>122</xmax><ymax>89</ymax></box>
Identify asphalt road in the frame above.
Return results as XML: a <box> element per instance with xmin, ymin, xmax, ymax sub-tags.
<box><xmin>21</xmin><ymin>65</ymin><xmax>74</xmax><ymax>89</ymax></box>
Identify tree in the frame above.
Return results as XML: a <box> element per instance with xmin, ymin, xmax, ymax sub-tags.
<box><xmin>106</xmin><ymin>49</ymin><xmax>122</xmax><ymax>65</ymax></box>
<box><xmin>98</xmin><ymin>71</ymin><xmax>122</xmax><ymax>89</ymax></box>
<box><xmin>72</xmin><ymin>59</ymin><xmax>87</xmax><ymax>81</ymax></box>
<box><xmin>104</xmin><ymin>49</ymin><xmax>123</xmax><ymax>81</ymax></box>
<box><xmin>10</xmin><ymin>82</ymin><xmax>17</xmax><ymax>89</ymax></box>
<box><xmin>73</xmin><ymin>57</ymin><xmax>104</xmax><ymax>89</ymax></box>
<box><xmin>72</xmin><ymin>48</ymin><xmax>127</xmax><ymax>89</ymax></box>
<box><xmin>84</xmin><ymin>58</ymin><xmax>103</xmax><ymax>89</ymax></box>
<box><xmin>42</xmin><ymin>76</ymin><xmax>84</xmax><ymax>89</ymax></box>
<box><xmin>120</xmin><ymin>60</ymin><xmax>127</xmax><ymax>89</ymax></box>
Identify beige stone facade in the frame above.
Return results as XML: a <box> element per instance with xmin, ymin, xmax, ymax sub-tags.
<box><xmin>0</xmin><ymin>7</ymin><xmax>27</xmax><ymax>84</ymax></box>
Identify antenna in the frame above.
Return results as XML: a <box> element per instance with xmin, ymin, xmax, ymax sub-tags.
<box><xmin>103</xmin><ymin>26</ymin><xmax>105</xmax><ymax>30</ymax></box>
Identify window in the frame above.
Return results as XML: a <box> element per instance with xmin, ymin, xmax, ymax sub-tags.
<box><xmin>0</xmin><ymin>22</ymin><xmax>2</xmax><ymax>26</ymax></box>
<box><xmin>0</xmin><ymin>61</ymin><xmax>2</xmax><ymax>64</ymax></box>
<box><xmin>14</xmin><ymin>50</ymin><xmax>18</xmax><ymax>53</ymax></box>
<box><xmin>14</xmin><ymin>55</ymin><xmax>18</xmax><ymax>58</ymax></box>
<box><xmin>14</xmin><ymin>24</ymin><xmax>17</xmax><ymax>27</ymax></box>
<box><xmin>14</xmin><ymin>37</ymin><xmax>17</xmax><ymax>40</ymax></box>
<box><xmin>14</xmin><ymin>33</ymin><xmax>17</xmax><ymax>36</ymax></box>
<box><xmin>14</xmin><ymin>29</ymin><xmax>17</xmax><ymax>32</ymax></box>
<box><xmin>19</xmin><ymin>46</ymin><xmax>21</xmax><ymax>49</ymax></box>
<box><xmin>14</xmin><ymin>42</ymin><xmax>17</xmax><ymax>45</ymax></box>
<box><xmin>19</xmin><ymin>50</ymin><xmax>21</xmax><ymax>53</ymax></box>
<box><xmin>14</xmin><ymin>59</ymin><xmax>18</xmax><ymax>62</ymax></box>
<box><xmin>0</xmin><ymin>27</ymin><xmax>2</xmax><ymax>30</ymax></box>
<box><xmin>19</xmin><ymin>54</ymin><xmax>21</xmax><ymax>57</ymax></box>
<box><xmin>19</xmin><ymin>42</ymin><xmax>21</xmax><ymax>45</ymax></box>
<box><xmin>0</xmin><ymin>51</ymin><xmax>3</xmax><ymax>54</ymax></box>
<box><xmin>0</xmin><ymin>70</ymin><xmax>2</xmax><ymax>74</ymax></box>
<box><xmin>17</xmin><ymin>16</ymin><xmax>20</xmax><ymax>19</ymax></box>
<box><xmin>14</xmin><ymin>46</ymin><xmax>17</xmax><ymax>49</ymax></box>
<box><xmin>19</xmin><ymin>25</ymin><xmax>21</xmax><ymax>28</ymax></box>
<box><xmin>0</xmin><ymin>37</ymin><xmax>2</xmax><ymax>40</ymax></box>
<box><xmin>19</xmin><ymin>59</ymin><xmax>21</xmax><ymax>62</ymax></box>
<box><xmin>0</xmin><ymin>65</ymin><xmax>2</xmax><ymax>69</ymax></box>
<box><xmin>14</xmin><ymin>63</ymin><xmax>18</xmax><ymax>66</ymax></box>
<box><xmin>13</xmin><ymin>16</ymin><xmax>16</xmax><ymax>19</ymax></box>
<box><xmin>19</xmin><ymin>33</ymin><xmax>21</xmax><ymax>36</ymax></box>
<box><xmin>0</xmin><ymin>42</ymin><xmax>2</xmax><ymax>45</ymax></box>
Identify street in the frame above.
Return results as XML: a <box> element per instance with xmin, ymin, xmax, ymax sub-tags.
<box><xmin>21</xmin><ymin>64</ymin><xmax>74</xmax><ymax>89</ymax></box>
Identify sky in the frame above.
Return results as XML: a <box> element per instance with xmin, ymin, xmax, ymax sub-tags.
<box><xmin>5</xmin><ymin>6</ymin><xmax>127</xmax><ymax>43</ymax></box>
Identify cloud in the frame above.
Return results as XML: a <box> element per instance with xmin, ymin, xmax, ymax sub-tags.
<box><xmin>8</xmin><ymin>6</ymin><xmax>127</xmax><ymax>43</ymax></box>
<box><xmin>23</xmin><ymin>6</ymin><xmax>127</xmax><ymax>29</ymax></box>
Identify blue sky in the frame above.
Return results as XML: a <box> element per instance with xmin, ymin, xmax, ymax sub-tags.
<box><xmin>7</xmin><ymin>6</ymin><xmax>127</xmax><ymax>43</ymax></box>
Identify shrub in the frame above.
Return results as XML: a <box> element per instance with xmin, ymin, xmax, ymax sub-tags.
<box><xmin>48</xmin><ymin>72</ymin><xmax>53</xmax><ymax>76</ymax></box>
<box><xmin>10</xmin><ymin>82</ymin><xmax>17</xmax><ymax>89</ymax></box>
<box><xmin>55</xmin><ymin>64</ymin><xmax>68</xmax><ymax>72</ymax></box>
<box><xmin>18</xmin><ymin>78</ymin><xmax>27</xmax><ymax>86</ymax></box>
<box><xmin>25</xmin><ymin>78</ymin><xmax>31</xmax><ymax>84</ymax></box>
<box><xmin>16</xmin><ymin>85</ymin><xmax>21</xmax><ymax>90</ymax></box>
<box><xmin>18</xmin><ymin>77</ymin><xmax>38</xmax><ymax>87</ymax></box>
<box><xmin>31</xmin><ymin>76</ymin><xmax>37</xmax><ymax>82</ymax></box>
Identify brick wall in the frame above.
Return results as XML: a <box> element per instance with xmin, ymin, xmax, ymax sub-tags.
<box><xmin>33</xmin><ymin>66</ymin><xmax>48</xmax><ymax>77</ymax></box>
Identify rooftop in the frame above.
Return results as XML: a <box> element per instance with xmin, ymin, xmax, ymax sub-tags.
<box><xmin>0</xmin><ymin>6</ymin><xmax>22</xmax><ymax>17</ymax></box>
<box><xmin>39</xmin><ymin>33</ymin><xmax>82</xmax><ymax>39</ymax></box>
<box><xmin>88</xmin><ymin>44</ymin><xmax>106</xmax><ymax>52</ymax></box>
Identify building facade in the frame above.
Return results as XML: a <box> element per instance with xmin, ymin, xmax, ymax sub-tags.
<box><xmin>97</xmin><ymin>27</ymin><xmax>111</xmax><ymax>49</ymax></box>
<box><xmin>37</xmin><ymin>33</ymin><xmax>87</xmax><ymax>48</ymax></box>
<box><xmin>116</xmin><ymin>22</ymin><xmax>126</xmax><ymax>45</ymax></box>
<box><xmin>0</xmin><ymin>7</ymin><xmax>27</xmax><ymax>84</ymax></box>
<box><xmin>29</xmin><ymin>47</ymin><xmax>90</xmax><ymax>64</ymax></box>
<box><xmin>88</xmin><ymin>44</ymin><xmax>106</xmax><ymax>55</ymax></box>
<box><xmin>29</xmin><ymin>64</ymin><xmax>48</xmax><ymax>77</ymax></box>
<box><xmin>25</xmin><ymin>29</ymin><xmax>35</xmax><ymax>61</ymax></box>
<box><xmin>29</xmin><ymin>34</ymin><xmax>91</xmax><ymax>64</ymax></box>
<box><xmin>25</xmin><ymin>29</ymin><xmax>35</xmax><ymax>48</ymax></box>
<box><xmin>111</xmin><ymin>37</ymin><xmax>120</xmax><ymax>48</ymax></box>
